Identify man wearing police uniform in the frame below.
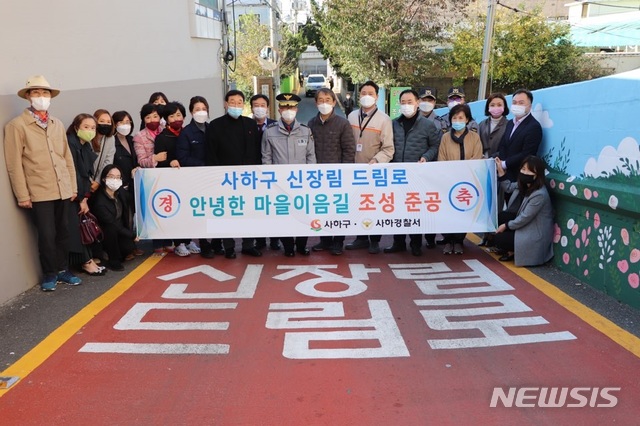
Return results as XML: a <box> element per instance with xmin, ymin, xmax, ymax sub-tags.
<box><xmin>418</xmin><ymin>87</ymin><xmax>446</xmax><ymax>135</ymax></box>
<box><xmin>262</xmin><ymin>93</ymin><xmax>316</xmax><ymax>257</ymax></box>
<box><xmin>439</xmin><ymin>87</ymin><xmax>479</xmax><ymax>133</ymax></box>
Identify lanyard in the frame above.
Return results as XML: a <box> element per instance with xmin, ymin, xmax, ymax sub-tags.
<box><xmin>358</xmin><ymin>108</ymin><xmax>377</xmax><ymax>139</ymax></box>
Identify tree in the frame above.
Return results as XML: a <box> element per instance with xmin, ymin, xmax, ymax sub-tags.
<box><xmin>447</xmin><ymin>10</ymin><xmax>609</xmax><ymax>94</ymax></box>
<box><xmin>230</xmin><ymin>14</ymin><xmax>270</xmax><ymax>96</ymax></box>
<box><xmin>311</xmin><ymin>0</ymin><xmax>469</xmax><ymax>86</ymax></box>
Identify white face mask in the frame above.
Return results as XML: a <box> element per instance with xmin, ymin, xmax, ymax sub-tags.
<box><xmin>359</xmin><ymin>95</ymin><xmax>376</xmax><ymax>108</ymax></box>
<box><xmin>193</xmin><ymin>111</ymin><xmax>208</xmax><ymax>124</ymax></box>
<box><xmin>106</xmin><ymin>178</ymin><xmax>123</xmax><ymax>192</ymax></box>
<box><xmin>511</xmin><ymin>104</ymin><xmax>527</xmax><ymax>117</ymax></box>
<box><xmin>252</xmin><ymin>107</ymin><xmax>268</xmax><ymax>120</ymax></box>
<box><xmin>281</xmin><ymin>110</ymin><xmax>297</xmax><ymax>122</ymax></box>
<box><xmin>400</xmin><ymin>104</ymin><xmax>416</xmax><ymax>118</ymax></box>
<box><xmin>116</xmin><ymin>124</ymin><xmax>131</xmax><ymax>136</ymax></box>
<box><xmin>160</xmin><ymin>117</ymin><xmax>167</xmax><ymax>127</ymax></box>
<box><xmin>447</xmin><ymin>100</ymin><xmax>460</xmax><ymax>110</ymax></box>
<box><xmin>31</xmin><ymin>96</ymin><xmax>51</xmax><ymax>112</ymax></box>
<box><xmin>419</xmin><ymin>101</ymin><xmax>434</xmax><ymax>113</ymax></box>
<box><xmin>317</xmin><ymin>103</ymin><xmax>334</xmax><ymax>115</ymax></box>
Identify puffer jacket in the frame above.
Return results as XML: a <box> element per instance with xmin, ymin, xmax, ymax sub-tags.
<box><xmin>391</xmin><ymin>113</ymin><xmax>441</xmax><ymax>162</ymax></box>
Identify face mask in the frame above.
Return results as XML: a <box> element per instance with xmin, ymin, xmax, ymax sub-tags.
<box><xmin>419</xmin><ymin>101</ymin><xmax>434</xmax><ymax>113</ymax></box>
<box><xmin>511</xmin><ymin>104</ymin><xmax>527</xmax><ymax>117</ymax></box>
<box><xmin>518</xmin><ymin>172</ymin><xmax>535</xmax><ymax>185</ymax></box>
<box><xmin>146</xmin><ymin>121</ymin><xmax>160</xmax><ymax>132</ymax></box>
<box><xmin>359</xmin><ymin>95</ymin><xmax>376</xmax><ymax>108</ymax></box>
<box><xmin>488</xmin><ymin>106</ymin><xmax>504</xmax><ymax>117</ymax></box>
<box><xmin>77</xmin><ymin>129</ymin><xmax>96</xmax><ymax>142</ymax></box>
<box><xmin>116</xmin><ymin>124</ymin><xmax>131</xmax><ymax>136</ymax></box>
<box><xmin>31</xmin><ymin>97</ymin><xmax>51</xmax><ymax>112</ymax></box>
<box><xmin>317</xmin><ymin>103</ymin><xmax>334</xmax><ymax>115</ymax></box>
<box><xmin>227</xmin><ymin>107</ymin><xmax>243</xmax><ymax>119</ymax></box>
<box><xmin>159</xmin><ymin>117</ymin><xmax>167</xmax><ymax>127</ymax></box>
<box><xmin>281</xmin><ymin>110</ymin><xmax>297</xmax><ymax>122</ymax></box>
<box><xmin>447</xmin><ymin>100</ymin><xmax>460</xmax><ymax>110</ymax></box>
<box><xmin>451</xmin><ymin>121</ymin><xmax>466</xmax><ymax>132</ymax></box>
<box><xmin>169</xmin><ymin>120</ymin><xmax>184</xmax><ymax>131</ymax></box>
<box><xmin>106</xmin><ymin>178</ymin><xmax>123</xmax><ymax>192</ymax></box>
<box><xmin>97</xmin><ymin>124</ymin><xmax>111</xmax><ymax>135</ymax></box>
<box><xmin>193</xmin><ymin>111</ymin><xmax>208</xmax><ymax>124</ymax></box>
<box><xmin>252</xmin><ymin>107</ymin><xmax>268</xmax><ymax>120</ymax></box>
<box><xmin>400</xmin><ymin>104</ymin><xmax>416</xmax><ymax>118</ymax></box>
<box><xmin>346</xmin><ymin>94</ymin><xmax>351</xmax><ymax>99</ymax></box>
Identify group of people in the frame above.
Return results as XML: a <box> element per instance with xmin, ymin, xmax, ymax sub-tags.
<box><xmin>4</xmin><ymin>74</ymin><xmax>554</xmax><ymax>292</ymax></box>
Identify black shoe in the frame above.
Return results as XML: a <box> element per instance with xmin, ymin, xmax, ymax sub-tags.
<box><xmin>312</xmin><ymin>242</ymin><xmax>331</xmax><ymax>251</ymax></box>
<box><xmin>241</xmin><ymin>247</ymin><xmax>262</xmax><ymax>257</ymax></box>
<box><xmin>330</xmin><ymin>243</ymin><xmax>344</xmax><ymax>255</ymax></box>
<box><xmin>478</xmin><ymin>237</ymin><xmax>488</xmax><ymax>247</ymax></box>
<box><xmin>383</xmin><ymin>244</ymin><xmax>406</xmax><ymax>253</ymax></box>
<box><xmin>255</xmin><ymin>242</ymin><xmax>267</xmax><ymax>250</ymax></box>
<box><xmin>269</xmin><ymin>241</ymin><xmax>281</xmax><ymax>250</ymax></box>
<box><xmin>284</xmin><ymin>250</ymin><xmax>295</xmax><ymax>257</ymax></box>
<box><xmin>436</xmin><ymin>239</ymin><xmax>446</xmax><ymax>245</ymax></box>
<box><xmin>297</xmin><ymin>247</ymin><xmax>310</xmax><ymax>256</ymax></box>
<box><xmin>345</xmin><ymin>239</ymin><xmax>369</xmax><ymax>250</ymax></box>
<box><xmin>499</xmin><ymin>253</ymin><xmax>514</xmax><ymax>262</ymax></box>
<box><xmin>425</xmin><ymin>240</ymin><xmax>436</xmax><ymax>249</ymax></box>
<box><xmin>200</xmin><ymin>249</ymin><xmax>215</xmax><ymax>259</ymax></box>
<box><xmin>214</xmin><ymin>248</ymin><xmax>226</xmax><ymax>255</ymax></box>
<box><xmin>411</xmin><ymin>246</ymin><xmax>422</xmax><ymax>256</ymax></box>
<box><xmin>368</xmin><ymin>241</ymin><xmax>380</xmax><ymax>254</ymax></box>
<box><xmin>106</xmin><ymin>261</ymin><xmax>125</xmax><ymax>271</ymax></box>
<box><xmin>225</xmin><ymin>250</ymin><xmax>237</xmax><ymax>259</ymax></box>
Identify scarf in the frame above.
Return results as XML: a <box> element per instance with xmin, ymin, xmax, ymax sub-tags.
<box><xmin>450</xmin><ymin>128</ymin><xmax>469</xmax><ymax>160</ymax></box>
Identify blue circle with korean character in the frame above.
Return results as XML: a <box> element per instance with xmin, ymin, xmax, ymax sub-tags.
<box><xmin>448</xmin><ymin>182</ymin><xmax>480</xmax><ymax>212</ymax></box>
<box><xmin>152</xmin><ymin>189</ymin><xmax>181</xmax><ymax>218</ymax></box>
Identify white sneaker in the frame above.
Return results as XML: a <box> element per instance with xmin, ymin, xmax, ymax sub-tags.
<box><xmin>174</xmin><ymin>243</ymin><xmax>190</xmax><ymax>257</ymax></box>
<box><xmin>186</xmin><ymin>241</ymin><xmax>201</xmax><ymax>254</ymax></box>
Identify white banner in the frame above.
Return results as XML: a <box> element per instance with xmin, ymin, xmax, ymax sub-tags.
<box><xmin>134</xmin><ymin>160</ymin><xmax>497</xmax><ymax>239</ymax></box>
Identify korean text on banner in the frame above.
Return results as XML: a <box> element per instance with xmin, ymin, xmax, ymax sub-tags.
<box><xmin>134</xmin><ymin>159</ymin><xmax>497</xmax><ymax>239</ymax></box>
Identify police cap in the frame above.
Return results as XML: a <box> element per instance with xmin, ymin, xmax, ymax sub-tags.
<box><xmin>447</xmin><ymin>87</ymin><xmax>465</xmax><ymax>99</ymax></box>
<box><xmin>276</xmin><ymin>93</ymin><xmax>301</xmax><ymax>107</ymax></box>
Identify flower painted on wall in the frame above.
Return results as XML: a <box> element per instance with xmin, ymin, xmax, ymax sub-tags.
<box><xmin>609</xmin><ymin>195</ymin><xmax>618</xmax><ymax>210</ymax></box>
<box><xmin>617</xmin><ymin>260</ymin><xmax>629</xmax><ymax>273</ymax></box>
<box><xmin>629</xmin><ymin>273</ymin><xmax>639</xmax><ymax>289</ymax></box>
<box><xmin>631</xmin><ymin>248</ymin><xmax>640</xmax><ymax>264</ymax></box>
<box><xmin>621</xmin><ymin>229</ymin><xmax>629</xmax><ymax>246</ymax></box>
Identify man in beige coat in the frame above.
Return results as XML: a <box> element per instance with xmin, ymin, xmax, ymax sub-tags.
<box><xmin>4</xmin><ymin>76</ymin><xmax>81</xmax><ymax>291</ymax></box>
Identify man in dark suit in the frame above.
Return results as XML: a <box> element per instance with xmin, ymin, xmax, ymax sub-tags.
<box><xmin>497</xmin><ymin>88</ymin><xmax>543</xmax><ymax>182</ymax></box>
<box><xmin>205</xmin><ymin>89</ymin><xmax>263</xmax><ymax>259</ymax></box>
<box><xmin>250</xmin><ymin>94</ymin><xmax>280</xmax><ymax>251</ymax></box>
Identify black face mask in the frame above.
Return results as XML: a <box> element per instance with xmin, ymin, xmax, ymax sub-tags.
<box><xmin>97</xmin><ymin>124</ymin><xmax>112</xmax><ymax>135</ymax></box>
<box><xmin>518</xmin><ymin>172</ymin><xmax>535</xmax><ymax>185</ymax></box>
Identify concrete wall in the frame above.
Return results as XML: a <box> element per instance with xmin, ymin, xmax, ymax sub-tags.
<box><xmin>459</xmin><ymin>69</ymin><xmax>640</xmax><ymax>310</ymax></box>
<box><xmin>0</xmin><ymin>0</ymin><xmax>224</xmax><ymax>304</ymax></box>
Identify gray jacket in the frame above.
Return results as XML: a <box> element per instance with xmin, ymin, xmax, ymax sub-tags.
<box><xmin>478</xmin><ymin>116</ymin><xmax>507</xmax><ymax>158</ymax></box>
<box><xmin>262</xmin><ymin>119</ymin><xmax>316</xmax><ymax>165</ymax></box>
<box><xmin>391</xmin><ymin>114</ymin><xmax>441</xmax><ymax>163</ymax></box>
<box><xmin>501</xmin><ymin>181</ymin><xmax>554</xmax><ymax>266</ymax></box>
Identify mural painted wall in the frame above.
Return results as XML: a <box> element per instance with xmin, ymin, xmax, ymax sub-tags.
<box><xmin>461</xmin><ymin>69</ymin><xmax>640</xmax><ymax>310</ymax></box>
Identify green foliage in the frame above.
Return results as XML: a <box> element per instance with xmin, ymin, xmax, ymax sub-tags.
<box><xmin>279</xmin><ymin>25</ymin><xmax>308</xmax><ymax>79</ymax></box>
<box><xmin>312</xmin><ymin>0</ymin><xmax>467</xmax><ymax>86</ymax></box>
<box><xmin>230</xmin><ymin>14</ymin><xmax>270</xmax><ymax>97</ymax></box>
<box><xmin>542</xmin><ymin>137</ymin><xmax>571</xmax><ymax>174</ymax></box>
<box><xmin>447</xmin><ymin>10</ymin><xmax>610</xmax><ymax>92</ymax></box>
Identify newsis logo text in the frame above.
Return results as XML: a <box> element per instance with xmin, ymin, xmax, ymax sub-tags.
<box><xmin>490</xmin><ymin>387</ymin><xmax>620</xmax><ymax>408</ymax></box>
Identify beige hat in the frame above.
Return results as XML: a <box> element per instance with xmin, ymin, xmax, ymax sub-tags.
<box><xmin>18</xmin><ymin>75</ymin><xmax>60</xmax><ymax>99</ymax></box>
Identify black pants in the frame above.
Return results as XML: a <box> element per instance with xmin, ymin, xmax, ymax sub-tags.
<box><xmin>393</xmin><ymin>234</ymin><xmax>422</xmax><ymax>248</ymax></box>
<box><xmin>494</xmin><ymin>211</ymin><xmax>517</xmax><ymax>252</ymax></box>
<box><xmin>442</xmin><ymin>233</ymin><xmax>466</xmax><ymax>244</ymax></box>
<box><xmin>320</xmin><ymin>236</ymin><xmax>345</xmax><ymax>245</ymax></box>
<box><xmin>101</xmin><ymin>224</ymin><xmax>135</xmax><ymax>263</ymax></box>
<box><xmin>354</xmin><ymin>235</ymin><xmax>381</xmax><ymax>243</ymax></box>
<box><xmin>31</xmin><ymin>199</ymin><xmax>70</xmax><ymax>275</ymax></box>
<box><xmin>222</xmin><ymin>238</ymin><xmax>255</xmax><ymax>251</ymax></box>
<box><xmin>281</xmin><ymin>236</ymin><xmax>308</xmax><ymax>252</ymax></box>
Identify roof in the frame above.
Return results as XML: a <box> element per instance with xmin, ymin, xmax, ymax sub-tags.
<box><xmin>570</xmin><ymin>15</ymin><xmax>640</xmax><ymax>47</ymax></box>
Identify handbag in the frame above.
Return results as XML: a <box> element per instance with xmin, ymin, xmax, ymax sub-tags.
<box><xmin>79</xmin><ymin>212</ymin><xmax>104</xmax><ymax>245</ymax></box>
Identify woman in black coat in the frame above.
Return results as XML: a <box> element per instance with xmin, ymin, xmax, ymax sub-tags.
<box><xmin>89</xmin><ymin>164</ymin><xmax>137</xmax><ymax>271</ymax></box>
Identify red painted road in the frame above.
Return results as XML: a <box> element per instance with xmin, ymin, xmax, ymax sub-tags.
<box><xmin>0</xmin><ymin>241</ymin><xmax>638</xmax><ymax>425</ymax></box>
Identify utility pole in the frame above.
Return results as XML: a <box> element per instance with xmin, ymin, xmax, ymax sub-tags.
<box><xmin>270</xmin><ymin>0</ymin><xmax>280</xmax><ymax>98</ymax></box>
<box><xmin>478</xmin><ymin>0</ymin><xmax>497</xmax><ymax>100</ymax></box>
